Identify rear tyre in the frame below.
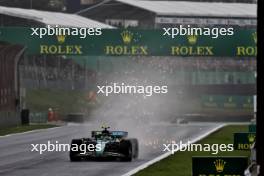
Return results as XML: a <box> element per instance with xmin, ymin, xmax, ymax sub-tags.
<box><xmin>120</xmin><ymin>140</ymin><xmax>132</xmax><ymax>162</ymax></box>
<box><xmin>131</xmin><ymin>139</ymin><xmax>139</xmax><ymax>159</ymax></box>
<box><xmin>70</xmin><ymin>139</ymin><xmax>82</xmax><ymax>162</ymax></box>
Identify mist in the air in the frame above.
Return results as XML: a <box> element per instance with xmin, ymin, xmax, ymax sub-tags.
<box><xmin>84</xmin><ymin>57</ymin><xmax>187</xmax><ymax>155</ymax></box>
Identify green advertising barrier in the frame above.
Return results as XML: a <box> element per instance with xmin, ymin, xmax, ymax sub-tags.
<box><xmin>234</xmin><ymin>132</ymin><xmax>256</xmax><ymax>150</ymax></box>
<box><xmin>29</xmin><ymin>112</ymin><xmax>48</xmax><ymax>123</ymax></box>
<box><xmin>0</xmin><ymin>27</ymin><xmax>256</xmax><ymax>57</ymax></box>
<box><xmin>192</xmin><ymin>156</ymin><xmax>248</xmax><ymax>176</ymax></box>
<box><xmin>248</xmin><ymin>124</ymin><xmax>256</xmax><ymax>133</ymax></box>
<box><xmin>201</xmin><ymin>95</ymin><xmax>253</xmax><ymax>109</ymax></box>
<box><xmin>192</xmin><ymin>71</ymin><xmax>255</xmax><ymax>85</ymax></box>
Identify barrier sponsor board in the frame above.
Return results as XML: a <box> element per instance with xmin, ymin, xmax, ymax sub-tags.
<box><xmin>0</xmin><ymin>27</ymin><xmax>256</xmax><ymax>56</ymax></box>
<box><xmin>201</xmin><ymin>95</ymin><xmax>253</xmax><ymax>109</ymax></box>
<box><xmin>248</xmin><ymin>124</ymin><xmax>256</xmax><ymax>133</ymax></box>
<box><xmin>234</xmin><ymin>132</ymin><xmax>256</xmax><ymax>150</ymax></box>
<box><xmin>192</xmin><ymin>156</ymin><xmax>248</xmax><ymax>176</ymax></box>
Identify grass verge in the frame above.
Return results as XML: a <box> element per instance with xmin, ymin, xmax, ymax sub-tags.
<box><xmin>0</xmin><ymin>124</ymin><xmax>58</xmax><ymax>136</ymax></box>
<box><xmin>134</xmin><ymin>125</ymin><xmax>250</xmax><ymax>176</ymax></box>
<box><xmin>26</xmin><ymin>89</ymin><xmax>252</xmax><ymax>119</ymax></box>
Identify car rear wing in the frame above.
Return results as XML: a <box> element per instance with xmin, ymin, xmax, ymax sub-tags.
<box><xmin>91</xmin><ymin>131</ymin><xmax>128</xmax><ymax>138</ymax></box>
<box><xmin>111</xmin><ymin>131</ymin><xmax>128</xmax><ymax>138</ymax></box>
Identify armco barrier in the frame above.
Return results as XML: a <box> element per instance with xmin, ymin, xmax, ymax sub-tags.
<box><xmin>66</xmin><ymin>113</ymin><xmax>84</xmax><ymax>123</ymax></box>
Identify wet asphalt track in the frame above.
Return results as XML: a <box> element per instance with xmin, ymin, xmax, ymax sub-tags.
<box><xmin>0</xmin><ymin>122</ymin><xmax>221</xmax><ymax>176</ymax></box>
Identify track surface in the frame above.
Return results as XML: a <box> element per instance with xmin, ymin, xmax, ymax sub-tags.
<box><xmin>0</xmin><ymin>122</ymin><xmax>221</xmax><ymax>176</ymax></box>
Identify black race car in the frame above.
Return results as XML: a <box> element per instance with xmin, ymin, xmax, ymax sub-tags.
<box><xmin>69</xmin><ymin>126</ymin><xmax>138</xmax><ymax>161</ymax></box>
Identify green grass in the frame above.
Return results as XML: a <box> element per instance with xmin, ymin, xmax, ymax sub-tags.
<box><xmin>26</xmin><ymin>89</ymin><xmax>97</xmax><ymax>117</ymax></box>
<box><xmin>0</xmin><ymin>124</ymin><xmax>57</xmax><ymax>136</ymax></box>
<box><xmin>25</xmin><ymin>89</ymin><xmax>252</xmax><ymax>122</ymax></box>
<box><xmin>134</xmin><ymin>125</ymin><xmax>250</xmax><ymax>176</ymax></box>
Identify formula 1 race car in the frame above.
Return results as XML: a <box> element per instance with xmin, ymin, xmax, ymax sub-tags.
<box><xmin>69</xmin><ymin>126</ymin><xmax>138</xmax><ymax>162</ymax></box>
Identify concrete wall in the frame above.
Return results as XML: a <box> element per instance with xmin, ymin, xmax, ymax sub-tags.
<box><xmin>0</xmin><ymin>111</ymin><xmax>21</xmax><ymax>127</ymax></box>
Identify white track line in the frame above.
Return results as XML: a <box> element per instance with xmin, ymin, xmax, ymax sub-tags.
<box><xmin>122</xmin><ymin>124</ymin><xmax>226</xmax><ymax>176</ymax></box>
<box><xmin>0</xmin><ymin>126</ymin><xmax>63</xmax><ymax>139</ymax></box>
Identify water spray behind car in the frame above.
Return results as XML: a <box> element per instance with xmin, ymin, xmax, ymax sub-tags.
<box><xmin>80</xmin><ymin>57</ymin><xmax>188</xmax><ymax>156</ymax></box>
